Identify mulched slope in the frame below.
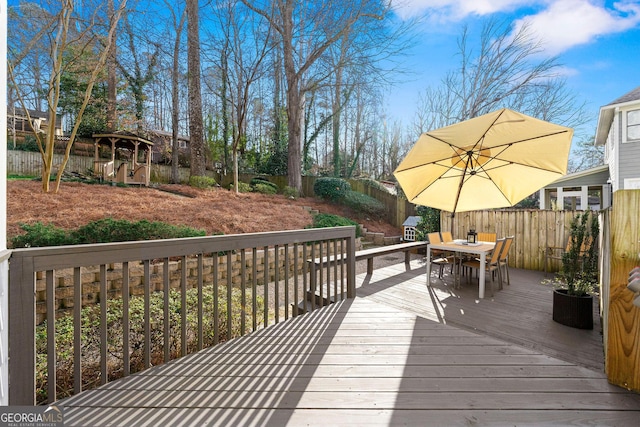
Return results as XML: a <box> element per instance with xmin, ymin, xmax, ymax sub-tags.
<box><xmin>7</xmin><ymin>181</ymin><xmax>401</xmax><ymax>240</ymax></box>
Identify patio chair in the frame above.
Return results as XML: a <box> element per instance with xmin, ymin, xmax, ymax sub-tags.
<box><xmin>427</xmin><ymin>232</ymin><xmax>453</xmax><ymax>278</ymax></box>
<box><xmin>440</xmin><ymin>231</ymin><xmax>453</xmax><ymax>242</ymax></box>
<box><xmin>462</xmin><ymin>238</ymin><xmax>506</xmax><ymax>297</ymax></box>
<box><xmin>498</xmin><ymin>236</ymin><xmax>514</xmax><ymax>288</ymax></box>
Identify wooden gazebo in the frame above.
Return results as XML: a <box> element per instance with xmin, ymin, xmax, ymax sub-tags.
<box><xmin>92</xmin><ymin>132</ymin><xmax>153</xmax><ymax>186</ymax></box>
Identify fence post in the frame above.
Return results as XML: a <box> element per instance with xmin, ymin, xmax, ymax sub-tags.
<box><xmin>605</xmin><ymin>190</ymin><xmax>640</xmax><ymax>392</ymax></box>
<box><xmin>346</xmin><ymin>227</ymin><xmax>356</xmax><ymax>298</ymax></box>
<box><xmin>8</xmin><ymin>251</ymin><xmax>37</xmax><ymax>404</ymax></box>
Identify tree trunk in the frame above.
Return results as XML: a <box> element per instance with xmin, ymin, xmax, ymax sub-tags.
<box><xmin>221</xmin><ymin>48</ymin><xmax>230</xmax><ymax>174</ymax></box>
<box><xmin>186</xmin><ymin>0</ymin><xmax>206</xmax><ymax>177</ymax></box>
<box><xmin>171</xmin><ymin>10</ymin><xmax>185</xmax><ymax>184</ymax></box>
<box><xmin>286</xmin><ymin>85</ymin><xmax>302</xmax><ymax>193</ymax></box>
<box><xmin>332</xmin><ymin>66</ymin><xmax>343</xmax><ymax>177</ymax></box>
<box><xmin>106</xmin><ymin>0</ymin><xmax>117</xmax><ymax>131</ymax></box>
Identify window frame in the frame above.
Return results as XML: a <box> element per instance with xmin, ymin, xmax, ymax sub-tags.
<box><xmin>623</xmin><ymin>108</ymin><xmax>640</xmax><ymax>143</ymax></box>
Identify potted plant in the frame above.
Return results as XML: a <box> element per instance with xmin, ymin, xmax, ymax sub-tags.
<box><xmin>552</xmin><ymin>211</ymin><xmax>599</xmax><ymax>329</ymax></box>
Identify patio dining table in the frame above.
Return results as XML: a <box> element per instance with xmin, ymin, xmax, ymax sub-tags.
<box><xmin>426</xmin><ymin>241</ymin><xmax>496</xmax><ymax>299</ymax></box>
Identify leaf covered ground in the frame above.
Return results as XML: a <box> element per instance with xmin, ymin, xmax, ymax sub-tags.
<box><xmin>7</xmin><ymin>180</ymin><xmax>401</xmax><ymax>242</ymax></box>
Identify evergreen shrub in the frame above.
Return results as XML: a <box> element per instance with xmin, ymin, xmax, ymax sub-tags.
<box><xmin>314</xmin><ymin>177</ymin><xmax>350</xmax><ymax>202</ymax></box>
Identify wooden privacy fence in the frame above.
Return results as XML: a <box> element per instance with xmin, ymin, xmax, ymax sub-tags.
<box><xmin>442</xmin><ymin>209</ymin><xmax>584</xmax><ymax>272</ymax></box>
<box><xmin>602</xmin><ymin>190</ymin><xmax>640</xmax><ymax>392</ymax></box>
<box><xmin>7</xmin><ymin>150</ymin><xmax>202</xmax><ymax>183</ymax></box>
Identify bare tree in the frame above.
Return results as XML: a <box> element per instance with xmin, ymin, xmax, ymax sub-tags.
<box><xmin>186</xmin><ymin>0</ymin><xmax>206</xmax><ymax>177</ymax></box>
<box><xmin>414</xmin><ymin>19</ymin><xmax>588</xmax><ymax>133</ymax></box>
<box><xmin>106</xmin><ymin>0</ymin><xmax>117</xmax><ymax>131</ymax></box>
<box><xmin>211</xmin><ymin>0</ymin><xmax>273</xmax><ymax>193</ymax></box>
<box><xmin>241</xmin><ymin>0</ymin><xmax>388</xmax><ymax>194</ymax></box>
<box><xmin>118</xmin><ymin>14</ymin><xmax>161</xmax><ymax>132</ymax></box>
<box><xmin>166</xmin><ymin>1</ymin><xmax>186</xmax><ymax>183</ymax></box>
<box><xmin>8</xmin><ymin>0</ymin><xmax>127</xmax><ymax>193</ymax></box>
<box><xmin>567</xmin><ymin>136</ymin><xmax>605</xmax><ymax>173</ymax></box>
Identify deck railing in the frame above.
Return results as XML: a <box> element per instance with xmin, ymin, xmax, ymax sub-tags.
<box><xmin>9</xmin><ymin>226</ymin><xmax>356</xmax><ymax>405</ymax></box>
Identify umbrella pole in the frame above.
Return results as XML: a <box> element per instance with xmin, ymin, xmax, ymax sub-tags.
<box><xmin>450</xmin><ymin>213</ymin><xmax>455</xmax><ymax>236</ymax></box>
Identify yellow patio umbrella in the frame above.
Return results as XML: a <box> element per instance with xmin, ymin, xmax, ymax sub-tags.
<box><xmin>394</xmin><ymin>108</ymin><xmax>573</xmax><ymax>214</ymax></box>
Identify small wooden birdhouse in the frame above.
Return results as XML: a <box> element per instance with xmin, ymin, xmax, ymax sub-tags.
<box><xmin>402</xmin><ymin>216</ymin><xmax>420</xmax><ymax>242</ymax></box>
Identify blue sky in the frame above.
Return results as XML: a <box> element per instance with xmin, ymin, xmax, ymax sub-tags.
<box><xmin>385</xmin><ymin>0</ymin><xmax>640</xmax><ymax>138</ymax></box>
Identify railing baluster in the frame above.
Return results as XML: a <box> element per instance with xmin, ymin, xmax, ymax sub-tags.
<box><xmin>293</xmin><ymin>243</ymin><xmax>299</xmax><ymax>317</ymax></box>
<box><xmin>143</xmin><ymin>260</ymin><xmax>151</xmax><ymax>369</ymax></box>
<box><xmin>213</xmin><ymin>252</ymin><xmax>219</xmax><ymax>345</ymax></box>
<box><xmin>240</xmin><ymin>249</ymin><xmax>246</xmax><ymax>335</ymax></box>
<box><xmin>333</xmin><ymin>240</ymin><xmax>344</xmax><ymax>302</ymax></box>
<box><xmin>263</xmin><ymin>246</ymin><xmax>269</xmax><ymax>328</ymax></box>
<box><xmin>181</xmin><ymin>256</ymin><xmax>187</xmax><ymax>357</ymax></box>
<box><xmin>100</xmin><ymin>265</ymin><xmax>107</xmax><ymax>384</ymax></box>
<box><xmin>73</xmin><ymin>267</ymin><xmax>82</xmax><ymax>394</ymax></box>
<box><xmin>303</xmin><ymin>244</ymin><xmax>308</xmax><ymax>314</ymax></box>
<box><xmin>122</xmin><ymin>262</ymin><xmax>130</xmax><ymax>377</ymax></box>
<box><xmin>226</xmin><ymin>252</ymin><xmax>232</xmax><ymax>341</ymax></box>
<box><xmin>197</xmin><ymin>254</ymin><xmax>203</xmax><ymax>351</ymax></box>
<box><xmin>340</xmin><ymin>239</ymin><xmax>345</xmax><ymax>299</ymax></box>
<box><xmin>347</xmin><ymin>230</ymin><xmax>356</xmax><ymax>298</ymax></box>
<box><xmin>319</xmin><ymin>242</ymin><xmax>324</xmax><ymax>308</ymax></box>
<box><xmin>310</xmin><ymin>244</ymin><xmax>316</xmax><ymax>312</ymax></box>
<box><xmin>163</xmin><ymin>258</ymin><xmax>170</xmax><ymax>363</ymax></box>
<box><xmin>274</xmin><ymin>245</ymin><xmax>279</xmax><ymax>324</ymax></box>
<box><xmin>46</xmin><ymin>270</ymin><xmax>56</xmax><ymax>402</ymax></box>
<box><xmin>284</xmin><ymin>244</ymin><xmax>290</xmax><ymax>320</ymax></box>
<box><xmin>252</xmin><ymin>248</ymin><xmax>257</xmax><ymax>332</ymax></box>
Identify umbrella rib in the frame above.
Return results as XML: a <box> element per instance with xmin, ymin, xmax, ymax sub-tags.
<box><xmin>473</xmin><ymin>109</ymin><xmax>507</xmax><ymax>150</ymax></box>
<box><xmin>480</xmin><ymin>129</ymin><xmax>572</xmax><ymax>151</ymax></box>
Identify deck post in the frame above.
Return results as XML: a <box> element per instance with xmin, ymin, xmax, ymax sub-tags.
<box><xmin>346</xmin><ymin>227</ymin><xmax>356</xmax><ymax>298</ymax></box>
<box><xmin>8</xmin><ymin>251</ymin><xmax>36</xmax><ymax>404</ymax></box>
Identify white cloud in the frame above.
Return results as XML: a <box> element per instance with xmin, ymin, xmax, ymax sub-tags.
<box><xmin>394</xmin><ymin>0</ymin><xmax>640</xmax><ymax>55</ymax></box>
<box><xmin>513</xmin><ymin>0</ymin><xmax>640</xmax><ymax>55</ymax></box>
<box><xmin>393</xmin><ymin>0</ymin><xmax>532</xmax><ymax>21</ymax></box>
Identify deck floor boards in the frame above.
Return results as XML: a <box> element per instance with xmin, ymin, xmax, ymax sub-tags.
<box><xmin>60</xmin><ymin>260</ymin><xmax>640</xmax><ymax>426</ymax></box>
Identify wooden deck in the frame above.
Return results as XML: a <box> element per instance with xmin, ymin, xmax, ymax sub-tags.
<box><xmin>60</xmin><ymin>260</ymin><xmax>640</xmax><ymax>426</ymax></box>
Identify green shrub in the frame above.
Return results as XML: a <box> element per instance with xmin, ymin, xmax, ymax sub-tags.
<box><xmin>70</xmin><ymin>218</ymin><xmax>206</xmax><ymax>244</ymax></box>
<box><xmin>561</xmin><ymin>211</ymin><xmax>599</xmax><ymax>296</ymax></box>
<box><xmin>314</xmin><ymin>177</ymin><xmax>350</xmax><ymax>202</ymax></box>
<box><xmin>36</xmin><ymin>285</ymin><xmax>264</xmax><ymax>403</ymax></box>
<box><xmin>11</xmin><ymin>136</ymin><xmax>40</xmax><ymax>152</ymax></box>
<box><xmin>11</xmin><ymin>222</ymin><xmax>70</xmax><ymax>248</ymax></box>
<box><xmin>229</xmin><ymin>181</ymin><xmax>252</xmax><ymax>193</ymax></box>
<box><xmin>358</xmin><ymin>178</ymin><xmax>387</xmax><ymax>192</ymax></box>
<box><xmin>10</xmin><ymin>219</ymin><xmax>206</xmax><ymax>248</ymax></box>
<box><xmin>253</xmin><ymin>182</ymin><xmax>278</xmax><ymax>194</ymax></box>
<box><xmin>307</xmin><ymin>213</ymin><xmax>361</xmax><ymax>237</ymax></box>
<box><xmin>250</xmin><ymin>177</ymin><xmax>278</xmax><ymax>193</ymax></box>
<box><xmin>342</xmin><ymin>191</ymin><xmax>385</xmax><ymax>219</ymax></box>
<box><xmin>189</xmin><ymin>175</ymin><xmax>217</xmax><ymax>189</ymax></box>
<box><xmin>283</xmin><ymin>186</ymin><xmax>299</xmax><ymax>199</ymax></box>
<box><xmin>415</xmin><ymin>206</ymin><xmax>440</xmax><ymax>241</ymax></box>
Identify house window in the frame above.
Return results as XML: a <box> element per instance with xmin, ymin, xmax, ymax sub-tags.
<box><xmin>627</xmin><ymin>109</ymin><xmax>640</xmax><ymax>141</ymax></box>
<box><xmin>179</xmin><ymin>140</ymin><xmax>187</xmax><ymax>149</ymax></box>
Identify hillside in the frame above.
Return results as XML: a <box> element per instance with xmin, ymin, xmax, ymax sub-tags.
<box><xmin>7</xmin><ymin>181</ymin><xmax>401</xmax><ymax>244</ymax></box>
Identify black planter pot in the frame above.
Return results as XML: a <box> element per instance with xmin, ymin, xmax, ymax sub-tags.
<box><xmin>552</xmin><ymin>288</ymin><xmax>593</xmax><ymax>329</ymax></box>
